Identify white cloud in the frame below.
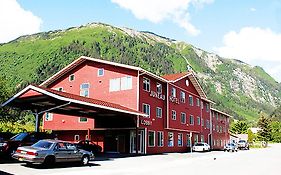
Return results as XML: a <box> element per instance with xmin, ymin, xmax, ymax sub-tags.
<box><xmin>112</xmin><ymin>0</ymin><xmax>213</xmax><ymax>36</ymax></box>
<box><xmin>215</xmin><ymin>27</ymin><xmax>281</xmax><ymax>82</ymax></box>
<box><xmin>0</xmin><ymin>0</ymin><xmax>42</xmax><ymax>43</ymax></box>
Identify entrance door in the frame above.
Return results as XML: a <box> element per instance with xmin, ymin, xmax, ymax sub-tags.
<box><xmin>130</xmin><ymin>130</ymin><xmax>144</xmax><ymax>154</ymax></box>
<box><xmin>117</xmin><ymin>135</ymin><xmax>126</xmax><ymax>153</ymax></box>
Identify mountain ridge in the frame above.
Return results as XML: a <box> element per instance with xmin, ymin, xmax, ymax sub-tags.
<box><xmin>0</xmin><ymin>22</ymin><xmax>280</xmax><ymax>122</ymax></box>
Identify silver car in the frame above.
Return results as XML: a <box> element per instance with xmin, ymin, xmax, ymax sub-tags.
<box><xmin>224</xmin><ymin>143</ymin><xmax>238</xmax><ymax>152</ymax></box>
<box><xmin>12</xmin><ymin>139</ymin><xmax>94</xmax><ymax>166</ymax></box>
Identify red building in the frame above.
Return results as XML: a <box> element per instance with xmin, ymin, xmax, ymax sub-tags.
<box><xmin>8</xmin><ymin>56</ymin><xmax>230</xmax><ymax>154</ymax></box>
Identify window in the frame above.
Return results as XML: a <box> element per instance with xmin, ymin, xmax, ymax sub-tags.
<box><xmin>213</xmin><ymin>124</ymin><xmax>215</xmax><ymax>131</ymax></box>
<box><xmin>143</xmin><ymin>77</ymin><xmax>150</xmax><ymax>91</ymax></box>
<box><xmin>121</xmin><ymin>76</ymin><xmax>132</xmax><ymax>90</ymax></box>
<box><xmin>45</xmin><ymin>113</ymin><xmax>53</xmax><ymax>121</ymax></box>
<box><xmin>157</xmin><ymin>131</ymin><xmax>164</xmax><ymax>147</ymax></box>
<box><xmin>216</xmin><ymin>113</ymin><xmax>219</xmax><ymax>120</ymax></box>
<box><xmin>98</xmin><ymin>68</ymin><xmax>104</xmax><ymax>76</ymax></box>
<box><xmin>69</xmin><ymin>74</ymin><xmax>75</xmax><ymax>81</ymax></box>
<box><xmin>79</xmin><ymin>117</ymin><xmax>88</xmax><ymax>122</ymax></box>
<box><xmin>168</xmin><ymin>132</ymin><xmax>174</xmax><ymax>147</ymax></box>
<box><xmin>156</xmin><ymin>83</ymin><xmax>162</xmax><ymax>94</ymax></box>
<box><xmin>213</xmin><ymin>140</ymin><xmax>216</xmax><ymax>146</ymax></box>
<box><xmin>216</xmin><ymin>125</ymin><xmax>219</xmax><ymax>132</ymax></box>
<box><xmin>189</xmin><ymin>95</ymin><xmax>193</xmax><ymax>106</ymax></box>
<box><xmin>194</xmin><ymin>134</ymin><xmax>199</xmax><ymax>143</ymax></box>
<box><xmin>201</xmin><ymin>101</ymin><xmax>204</xmax><ymax>109</ymax></box>
<box><xmin>181</xmin><ymin>112</ymin><xmax>186</xmax><ymax>124</ymax></box>
<box><xmin>201</xmin><ymin>135</ymin><xmax>204</xmax><ymax>143</ymax></box>
<box><xmin>171</xmin><ymin>87</ymin><xmax>176</xmax><ymax>97</ymax></box>
<box><xmin>142</xmin><ymin>103</ymin><xmax>150</xmax><ymax>117</ymax></box>
<box><xmin>206</xmin><ymin>120</ymin><xmax>210</xmax><ymax>129</ymax></box>
<box><xmin>148</xmin><ymin>131</ymin><xmax>155</xmax><ymax>147</ymax></box>
<box><xmin>189</xmin><ymin>115</ymin><xmax>194</xmax><ymax>125</ymax></box>
<box><xmin>220</xmin><ymin>126</ymin><xmax>222</xmax><ymax>133</ymax></box>
<box><xmin>56</xmin><ymin>87</ymin><xmax>63</xmax><ymax>92</ymax></box>
<box><xmin>186</xmin><ymin>134</ymin><xmax>191</xmax><ymax>147</ymax></box>
<box><xmin>156</xmin><ymin>107</ymin><xmax>162</xmax><ymax>118</ymax></box>
<box><xmin>196</xmin><ymin>98</ymin><xmax>200</xmax><ymax>106</ymax></box>
<box><xmin>178</xmin><ymin>133</ymin><xmax>183</xmax><ymax>147</ymax></box>
<box><xmin>171</xmin><ymin>110</ymin><xmax>176</xmax><ymax>120</ymax></box>
<box><xmin>180</xmin><ymin>91</ymin><xmax>185</xmax><ymax>103</ymax></box>
<box><xmin>109</xmin><ymin>78</ymin><xmax>121</xmax><ymax>92</ymax></box>
<box><xmin>206</xmin><ymin>103</ymin><xmax>209</xmax><ymax>112</ymax></box>
<box><xmin>74</xmin><ymin>135</ymin><xmax>80</xmax><ymax>141</ymax></box>
<box><xmin>212</xmin><ymin>112</ymin><xmax>215</xmax><ymax>118</ymax></box>
<box><xmin>197</xmin><ymin>116</ymin><xmax>200</xmax><ymax>125</ymax></box>
<box><xmin>202</xmin><ymin>119</ymin><xmax>204</xmax><ymax>127</ymax></box>
<box><xmin>80</xmin><ymin>83</ymin><xmax>90</xmax><ymax>97</ymax></box>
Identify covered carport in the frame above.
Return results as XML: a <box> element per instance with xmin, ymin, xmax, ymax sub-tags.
<box><xmin>1</xmin><ymin>85</ymin><xmax>147</xmax><ymax>154</ymax></box>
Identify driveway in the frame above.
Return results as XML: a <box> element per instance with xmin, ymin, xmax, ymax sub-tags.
<box><xmin>1</xmin><ymin>143</ymin><xmax>280</xmax><ymax>175</ymax></box>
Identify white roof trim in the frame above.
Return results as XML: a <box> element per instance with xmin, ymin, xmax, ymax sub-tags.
<box><xmin>211</xmin><ymin>108</ymin><xmax>232</xmax><ymax>118</ymax></box>
<box><xmin>188</xmin><ymin>73</ymin><xmax>207</xmax><ymax>98</ymax></box>
<box><xmin>1</xmin><ymin>85</ymin><xmax>147</xmax><ymax>117</ymax></box>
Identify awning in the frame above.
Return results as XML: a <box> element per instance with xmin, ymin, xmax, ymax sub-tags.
<box><xmin>1</xmin><ymin>85</ymin><xmax>147</xmax><ymax>118</ymax></box>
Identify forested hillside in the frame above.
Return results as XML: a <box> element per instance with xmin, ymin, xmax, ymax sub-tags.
<box><xmin>0</xmin><ymin>23</ymin><xmax>280</xmax><ymax>122</ymax></box>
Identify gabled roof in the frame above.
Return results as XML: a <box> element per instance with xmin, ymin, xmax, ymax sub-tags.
<box><xmin>40</xmin><ymin>56</ymin><xmax>209</xmax><ymax>100</ymax></box>
<box><xmin>211</xmin><ymin>108</ymin><xmax>232</xmax><ymax>118</ymax></box>
<box><xmin>1</xmin><ymin>85</ymin><xmax>147</xmax><ymax>117</ymax></box>
<box><xmin>161</xmin><ymin>71</ymin><xmax>208</xmax><ymax>100</ymax></box>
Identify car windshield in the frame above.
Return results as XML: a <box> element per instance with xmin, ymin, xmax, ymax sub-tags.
<box><xmin>32</xmin><ymin>140</ymin><xmax>54</xmax><ymax>149</ymax></box>
<box><xmin>239</xmin><ymin>140</ymin><xmax>246</xmax><ymax>143</ymax></box>
<box><xmin>10</xmin><ymin>133</ymin><xmax>28</xmax><ymax>141</ymax></box>
<box><xmin>195</xmin><ymin>143</ymin><xmax>204</xmax><ymax>146</ymax></box>
<box><xmin>227</xmin><ymin>143</ymin><xmax>235</xmax><ymax>146</ymax></box>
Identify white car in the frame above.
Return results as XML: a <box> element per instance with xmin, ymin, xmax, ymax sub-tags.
<box><xmin>192</xmin><ymin>142</ymin><xmax>210</xmax><ymax>152</ymax></box>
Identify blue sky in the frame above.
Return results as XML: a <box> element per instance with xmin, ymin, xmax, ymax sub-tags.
<box><xmin>1</xmin><ymin>0</ymin><xmax>281</xmax><ymax>82</ymax></box>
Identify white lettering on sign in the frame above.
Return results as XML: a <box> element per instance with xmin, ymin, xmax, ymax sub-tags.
<box><xmin>149</xmin><ymin>91</ymin><xmax>165</xmax><ymax>100</ymax></box>
<box><xmin>140</xmin><ymin>119</ymin><xmax>152</xmax><ymax>126</ymax></box>
<box><xmin>169</xmin><ymin>96</ymin><xmax>180</xmax><ymax>104</ymax></box>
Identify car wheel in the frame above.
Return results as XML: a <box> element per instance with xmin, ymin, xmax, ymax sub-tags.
<box><xmin>43</xmin><ymin>156</ymin><xmax>55</xmax><ymax>167</ymax></box>
<box><xmin>81</xmin><ymin>155</ymin><xmax>89</xmax><ymax>165</ymax></box>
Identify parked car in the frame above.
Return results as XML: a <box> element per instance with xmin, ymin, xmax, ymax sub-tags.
<box><xmin>0</xmin><ymin>132</ymin><xmax>55</xmax><ymax>157</ymax></box>
<box><xmin>238</xmin><ymin>140</ymin><xmax>249</xmax><ymax>150</ymax></box>
<box><xmin>76</xmin><ymin>140</ymin><xmax>102</xmax><ymax>154</ymax></box>
<box><xmin>192</xmin><ymin>142</ymin><xmax>210</xmax><ymax>152</ymax></box>
<box><xmin>224</xmin><ymin>143</ymin><xmax>238</xmax><ymax>152</ymax></box>
<box><xmin>12</xmin><ymin>139</ymin><xmax>94</xmax><ymax>166</ymax></box>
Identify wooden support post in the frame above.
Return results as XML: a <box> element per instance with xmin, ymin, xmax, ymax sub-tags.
<box><xmin>35</xmin><ymin>113</ymin><xmax>43</xmax><ymax>132</ymax></box>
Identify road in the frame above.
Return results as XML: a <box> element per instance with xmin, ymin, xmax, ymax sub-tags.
<box><xmin>1</xmin><ymin>143</ymin><xmax>281</xmax><ymax>175</ymax></box>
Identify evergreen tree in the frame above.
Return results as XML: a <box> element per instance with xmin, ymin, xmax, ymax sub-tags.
<box><xmin>257</xmin><ymin>113</ymin><xmax>272</xmax><ymax>142</ymax></box>
<box><xmin>230</xmin><ymin>120</ymin><xmax>249</xmax><ymax>134</ymax></box>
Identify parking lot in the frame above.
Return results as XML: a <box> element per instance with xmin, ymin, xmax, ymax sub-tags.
<box><xmin>1</xmin><ymin>143</ymin><xmax>281</xmax><ymax>175</ymax></box>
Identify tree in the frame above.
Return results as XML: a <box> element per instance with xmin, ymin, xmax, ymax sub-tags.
<box><xmin>0</xmin><ymin>76</ymin><xmax>10</xmax><ymax>118</ymax></box>
<box><xmin>257</xmin><ymin>113</ymin><xmax>272</xmax><ymax>142</ymax></box>
<box><xmin>270</xmin><ymin>106</ymin><xmax>281</xmax><ymax>121</ymax></box>
<box><xmin>270</xmin><ymin>121</ymin><xmax>281</xmax><ymax>143</ymax></box>
<box><xmin>230</xmin><ymin>120</ymin><xmax>249</xmax><ymax>134</ymax></box>
<box><xmin>247</xmin><ymin>129</ymin><xmax>256</xmax><ymax>144</ymax></box>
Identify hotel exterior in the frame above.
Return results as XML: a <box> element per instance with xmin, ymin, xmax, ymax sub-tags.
<box><xmin>2</xmin><ymin>56</ymin><xmax>230</xmax><ymax>154</ymax></box>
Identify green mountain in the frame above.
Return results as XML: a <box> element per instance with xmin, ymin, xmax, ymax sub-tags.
<box><xmin>0</xmin><ymin>22</ymin><xmax>280</xmax><ymax>122</ymax></box>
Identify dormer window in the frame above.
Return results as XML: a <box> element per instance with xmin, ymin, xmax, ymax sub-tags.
<box><xmin>143</xmin><ymin>77</ymin><xmax>150</xmax><ymax>92</ymax></box>
<box><xmin>156</xmin><ymin>83</ymin><xmax>162</xmax><ymax>94</ymax></box>
<box><xmin>171</xmin><ymin>87</ymin><xmax>176</xmax><ymax>97</ymax></box>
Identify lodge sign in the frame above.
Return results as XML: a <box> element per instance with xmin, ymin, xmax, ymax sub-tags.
<box><xmin>150</xmin><ymin>91</ymin><xmax>165</xmax><ymax>100</ymax></box>
<box><xmin>140</xmin><ymin>119</ymin><xmax>152</xmax><ymax>126</ymax></box>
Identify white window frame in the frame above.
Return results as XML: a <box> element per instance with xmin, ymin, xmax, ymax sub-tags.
<box><xmin>69</xmin><ymin>74</ymin><xmax>75</xmax><ymax>82</ymax></box>
<box><xmin>202</xmin><ymin>118</ymin><xmax>204</xmax><ymax>127</ymax></box>
<box><xmin>80</xmin><ymin>83</ymin><xmax>90</xmax><ymax>97</ymax></box>
<box><xmin>45</xmin><ymin>113</ymin><xmax>53</xmax><ymax>121</ymax></box>
<box><xmin>109</xmin><ymin>78</ymin><xmax>121</xmax><ymax>92</ymax></box>
<box><xmin>157</xmin><ymin>131</ymin><xmax>164</xmax><ymax>147</ymax></box>
<box><xmin>98</xmin><ymin>68</ymin><xmax>104</xmax><ymax>77</ymax></box>
<box><xmin>181</xmin><ymin>112</ymin><xmax>186</xmax><ymax>124</ymax></box>
<box><xmin>190</xmin><ymin>115</ymin><xmax>194</xmax><ymax>125</ymax></box>
<box><xmin>180</xmin><ymin>91</ymin><xmax>185</xmax><ymax>103</ymax></box>
<box><xmin>156</xmin><ymin>107</ymin><xmax>162</xmax><ymax>118</ymax></box>
<box><xmin>74</xmin><ymin>135</ymin><xmax>80</xmax><ymax>141</ymax></box>
<box><xmin>206</xmin><ymin>103</ymin><xmax>209</xmax><ymax>112</ymax></box>
<box><xmin>178</xmin><ymin>133</ymin><xmax>183</xmax><ymax>147</ymax></box>
<box><xmin>79</xmin><ymin>117</ymin><xmax>88</xmax><ymax>123</ymax></box>
<box><xmin>196</xmin><ymin>98</ymin><xmax>200</xmax><ymax>107</ymax></box>
<box><xmin>143</xmin><ymin>77</ymin><xmax>150</xmax><ymax>92</ymax></box>
<box><xmin>156</xmin><ymin>83</ymin><xmax>162</xmax><ymax>94</ymax></box>
<box><xmin>201</xmin><ymin>135</ymin><xmax>204</xmax><ymax>143</ymax></box>
<box><xmin>186</xmin><ymin>134</ymin><xmax>191</xmax><ymax>147</ymax></box>
<box><xmin>194</xmin><ymin>134</ymin><xmax>199</xmax><ymax>144</ymax></box>
<box><xmin>121</xmin><ymin>76</ymin><xmax>133</xmax><ymax>90</ymax></box>
<box><xmin>171</xmin><ymin>87</ymin><xmax>176</xmax><ymax>97</ymax></box>
<box><xmin>171</xmin><ymin>110</ymin><xmax>176</xmax><ymax>120</ymax></box>
<box><xmin>197</xmin><ymin>116</ymin><xmax>200</xmax><ymax>125</ymax></box>
<box><xmin>189</xmin><ymin>95</ymin><xmax>193</xmax><ymax>106</ymax></box>
<box><xmin>142</xmin><ymin>103</ymin><xmax>150</xmax><ymax>118</ymax></box>
<box><xmin>148</xmin><ymin>131</ymin><xmax>155</xmax><ymax>147</ymax></box>
<box><xmin>168</xmin><ymin>132</ymin><xmax>174</xmax><ymax>147</ymax></box>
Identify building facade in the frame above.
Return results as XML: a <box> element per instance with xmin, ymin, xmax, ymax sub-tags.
<box><xmin>41</xmin><ymin>56</ymin><xmax>230</xmax><ymax>154</ymax></box>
